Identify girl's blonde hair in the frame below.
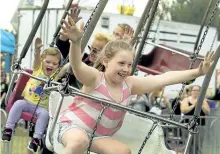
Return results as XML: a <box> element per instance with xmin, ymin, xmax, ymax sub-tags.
<box><xmin>93</xmin><ymin>40</ymin><xmax>134</xmax><ymax>72</ymax></box>
<box><xmin>41</xmin><ymin>47</ymin><xmax>62</xmax><ymax>63</ymax></box>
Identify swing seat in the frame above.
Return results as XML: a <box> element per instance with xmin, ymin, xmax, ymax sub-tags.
<box><xmin>45</xmin><ymin>91</ymin><xmax>176</xmax><ymax>154</ymax></box>
<box><xmin>6</xmin><ymin>69</ymin><xmax>38</xmax><ymax>123</ymax></box>
<box><xmin>137</xmin><ymin>45</ymin><xmax>203</xmax><ymax>75</ymax></box>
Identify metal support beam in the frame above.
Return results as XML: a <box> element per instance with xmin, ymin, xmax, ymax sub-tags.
<box><xmin>5</xmin><ymin>0</ymin><xmax>50</xmax><ymax>105</ymax></box>
<box><xmin>184</xmin><ymin>44</ymin><xmax>220</xmax><ymax>154</ymax></box>
<box><xmin>131</xmin><ymin>0</ymin><xmax>154</xmax><ymax>46</ymax></box>
<box><xmin>50</xmin><ymin>0</ymin><xmax>74</xmax><ymax>47</ymax></box>
<box><xmin>131</xmin><ymin>0</ymin><xmax>160</xmax><ymax>75</ymax></box>
<box><xmin>18</xmin><ymin>0</ymin><xmax>49</xmax><ymax>62</ymax></box>
<box><xmin>81</xmin><ymin>0</ymin><xmax>108</xmax><ymax>51</ymax></box>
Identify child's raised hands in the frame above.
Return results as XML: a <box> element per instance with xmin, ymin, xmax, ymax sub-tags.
<box><xmin>35</xmin><ymin>37</ymin><xmax>43</xmax><ymax>53</ymax></box>
<box><xmin>60</xmin><ymin>16</ymin><xmax>84</xmax><ymax>43</ymax></box>
<box><xmin>69</xmin><ymin>7</ymin><xmax>82</xmax><ymax>24</ymax></box>
<box><xmin>123</xmin><ymin>26</ymin><xmax>134</xmax><ymax>41</ymax></box>
<box><xmin>198</xmin><ymin>51</ymin><xmax>215</xmax><ymax>75</ymax></box>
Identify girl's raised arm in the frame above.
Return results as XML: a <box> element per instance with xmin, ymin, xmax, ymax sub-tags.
<box><xmin>60</xmin><ymin>16</ymin><xmax>99</xmax><ymax>87</ymax></box>
<box><xmin>33</xmin><ymin>37</ymin><xmax>43</xmax><ymax>70</ymax></box>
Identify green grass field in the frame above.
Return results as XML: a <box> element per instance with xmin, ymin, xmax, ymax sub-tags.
<box><xmin>1</xmin><ymin>110</ymin><xmax>32</xmax><ymax>154</ymax></box>
<box><xmin>1</xmin><ymin>126</ymin><xmax>31</xmax><ymax>154</ymax></box>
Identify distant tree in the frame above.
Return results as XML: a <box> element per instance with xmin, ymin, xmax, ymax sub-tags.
<box><xmin>160</xmin><ymin>0</ymin><xmax>220</xmax><ymax>40</ymax></box>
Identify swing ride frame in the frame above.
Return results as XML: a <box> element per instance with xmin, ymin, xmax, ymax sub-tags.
<box><xmin>2</xmin><ymin>0</ymin><xmax>220</xmax><ymax>153</ymax></box>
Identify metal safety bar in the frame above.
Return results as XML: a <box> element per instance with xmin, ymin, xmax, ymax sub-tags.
<box><xmin>42</xmin><ymin>85</ymin><xmax>187</xmax><ymax>131</ymax></box>
<box><xmin>131</xmin><ymin>0</ymin><xmax>160</xmax><ymax>74</ymax></box>
<box><xmin>48</xmin><ymin>95</ymin><xmax>64</xmax><ymax>143</ymax></box>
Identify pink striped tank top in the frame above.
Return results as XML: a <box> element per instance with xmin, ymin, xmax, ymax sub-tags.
<box><xmin>59</xmin><ymin>73</ymin><xmax>131</xmax><ymax>136</ymax></box>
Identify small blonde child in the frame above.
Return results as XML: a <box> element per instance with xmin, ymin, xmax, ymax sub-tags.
<box><xmin>58</xmin><ymin>16</ymin><xmax>214</xmax><ymax>154</ymax></box>
<box><xmin>2</xmin><ymin>37</ymin><xmax>69</xmax><ymax>153</ymax></box>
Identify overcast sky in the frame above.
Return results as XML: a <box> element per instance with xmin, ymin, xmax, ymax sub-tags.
<box><xmin>0</xmin><ymin>0</ymin><xmax>149</xmax><ymax>30</ymax></box>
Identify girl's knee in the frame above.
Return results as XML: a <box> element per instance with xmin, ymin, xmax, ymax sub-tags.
<box><xmin>62</xmin><ymin>129</ymin><xmax>89</xmax><ymax>152</ymax></box>
<box><xmin>123</xmin><ymin>147</ymin><xmax>131</xmax><ymax>154</ymax></box>
<box><xmin>66</xmin><ymin>138</ymin><xmax>88</xmax><ymax>151</ymax></box>
<box><xmin>37</xmin><ymin>109</ymin><xmax>49</xmax><ymax>119</ymax></box>
<box><xmin>13</xmin><ymin>100</ymin><xmax>27</xmax><ymax>107</ymax></box>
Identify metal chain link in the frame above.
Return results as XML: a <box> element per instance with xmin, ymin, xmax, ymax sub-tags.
<box><xmin>83</xmin><ymin>1</ymin><xmax>100</xmax><ymax>33</ymax></box>
<box><xmin>138</xmin><ymin>121</ymin><xmax>158</xmax><ymax>154</ymax></box>
<box><xmin>188</xmin><ymin>115</ymin><xmax>199</xmax><ymax>134</ymax></box>
<box><xmin>87</xmin><ymin>104</ymin><xmax>107</xmax><ymax>154</ymax></box>
<box><xmin>171</xmin><ymin>0</ymin><xmax>220</xmax><ymax>120</ymax></box>
<box><xmin>134</xmin><ymin>0</ymin><xmax>154</xmax><ymax>49</ymax></box>
<box><xmin>210</xmin><ymin>21</ymin><xmax>220</xmax><ymax>51</ymax></box>
<box><xmin>47</xmin><ymin>2</ymin><xmax>100</xmax><ymax>84</ymax></box>
<box><xmin>210</xmin><ymin>30</ymin><xmax>218</xmax><ymax>52</ymax></box>
<box><xmin>29</xmin><ymin>86</ymin><xmax>46</xmax><ymax>135</ymax></box>
<box><xmin>148</xmin><ymin>0</ymin><xmax>162</xmax><ymax>43</ymax></box>
<box><xmin>138</xmin><ymin>0</ymin><xmax>154</xmax><ymax>38</ymax></box>
<box><xmin>152</xmin><ymin>12</ymin><xmax>163</xmax><ymax>42</ymax></box>
<box><xmin>135</xmin><ymin>1</ymin><xmax>163</xmax><ymax>152</ymax></box>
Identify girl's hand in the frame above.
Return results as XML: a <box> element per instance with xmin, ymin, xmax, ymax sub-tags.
<box><xmin>198</xmin><ymin>51</ymin><xmax>215</xmax><ymax>76</ymax></box>
<box><xmin>60</xmin><ymin>16</ymin><xmax>84</xmax><ymax>43</ymax></box>
<box><xmin>35</xmin><ymin>37</ymin><xmax>43</xmax><ymax>51</ymax></box>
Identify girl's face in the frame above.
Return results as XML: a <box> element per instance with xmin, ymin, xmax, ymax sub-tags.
<box><xmin>105</xmin><ymin>50</ymin><xmax>133</xmax><ymax>84</ymax></box>
<box><xmin>113</xmin><ymin>26</ymin><xmax>124</xmax><ymax>40</ymax></box>
<box><xmin>191</xmin><ymin>86</ymin><xmax>200</xmax><ymax>98</ymax></box>
<box><xmin>42</xmin><ymin>55</ymin><xmax>60</xmax><ymax>76</ymax></box>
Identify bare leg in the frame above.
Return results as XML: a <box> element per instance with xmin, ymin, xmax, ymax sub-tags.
<box><xmin>91</xmin><ymin>137</ymin><xmax>131</xmax><ymax>154</ymax></box>
<box><xmin>27</xmin><ymin>148</ymin><xmax>34</xmax><ymax>154</ymax></box>
<box><xmin>61</xmin><ymin>128</ymin><xmax>89</xmax><ymax>154</ymax></box>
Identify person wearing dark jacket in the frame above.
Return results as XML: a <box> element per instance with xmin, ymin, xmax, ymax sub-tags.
<box><xmin>56</xmin><ymin>32</ymin><xmax>111</xmax><ymax>88</ymax></box>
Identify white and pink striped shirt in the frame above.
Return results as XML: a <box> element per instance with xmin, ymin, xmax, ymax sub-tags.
<box><xmin>59</xmin><ymin>73</ymin><xmax>132</xmax><ymax>136</ymax></box>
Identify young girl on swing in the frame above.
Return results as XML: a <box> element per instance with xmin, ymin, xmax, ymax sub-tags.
<box><xmin>2</xmin><ymin>37</ymin><xmax>69</xmax><ymax>153</ymax></box>
<box><xmin>58</xmin><ymin>16</ymin><xmax>214</xmax><ymax>154</ymax></box>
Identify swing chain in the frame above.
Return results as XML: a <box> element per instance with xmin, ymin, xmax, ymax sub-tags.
<box><xmin>171</xmin><ymin>0</ymin><xmax>220</xmax><ymax>120</ymax></box>
<box><xmin>29</xmin><ymin>89</ymin><xmax>45</xmax><ymax>137</ymax></box>
<box><xmin>87</xmin><ymin>103</ymin><xmax>108</xmax><ymax>154</ymax></box>
<box><xmin>47</xmin><ymin>2</ymin><xmax>100</xmax><ymax>86</ymax></box>
<box><xmin>149</xmin><ymin>0</ymin><xmax>162</xmax><ymax>43</ymax></box>
<box><xmin>210</xmin><ymin>20</ymin><xmax>220</xmax><ymax>51</ymax></box>
<box><xmin>138</xmin><ymin>121</ymin><xmax>158</xmax><ymax>154</ymax></box>
<box><xmin>190</xmin><ymin>0</ymin><xmax>219</xmax><ymax>67</ymax></box>
<box><xmin>83</xmin><ymin>1</ymin><xmax>100</xmax><ymax>33</ymax></box>
<box><xmin>134</xmin><ymin>0</ymin><xmax>154</xmax><ymax>48</ymax></box>
<box><xmin>151</xmin><ymin>12</ymin><xmax>162</xmax><ymax>43</ymax></box>
<box><xmin>11</xmin><ymin>62</ymin><xmax>22</xmax><ymax>74</ymax></box>
<box><xmin>58</xmin><ymin>73</ymin><xmax>71</xmax><ymax>96</ymax></box>
<box><xmin>210</xmin><ymin>29</ymin><xmax>218</xmax><ymax>52</ymax></box>
<box><xmin>188</xmin><ymin>115</ymin><xmax>199</xmax><ymax>134</ymax></box>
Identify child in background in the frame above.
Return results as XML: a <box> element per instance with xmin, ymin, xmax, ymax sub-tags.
<box><xmin>2</xmin><ymin>37</ymin><xmax>69</xmax><ymax>153</ymax></box>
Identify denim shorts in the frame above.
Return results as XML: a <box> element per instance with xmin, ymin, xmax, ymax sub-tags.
<box><xmin>58</xmin><ymin>122</ymin><xmax>110</xmax><ymax>144</ymax></box>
